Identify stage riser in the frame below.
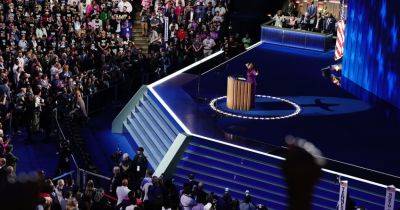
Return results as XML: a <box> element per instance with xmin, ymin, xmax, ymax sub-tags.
<box><xmin>121</xmin><ymin>90</ymin><xmax>182</xmax><ymax>169</ymax></box>
<box><xmin>170</xmin><ymin>137</ymin><xmax>394</xmax><ymax>209</ymax></box>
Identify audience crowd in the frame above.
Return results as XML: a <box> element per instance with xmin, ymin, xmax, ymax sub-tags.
<box><xmin>272</xmin><ymin>1</ymin><xmax>337</xmax><ymax>35</ymax></box>
<box><xmin>0</xmin><ymin>0</ymin><xmax>251</xmax><ymax>209</ymax></box>
<box><xmin>22</xmin><ymin>147</ymin><xmax>268</xmax><ymax>210</ymax></box>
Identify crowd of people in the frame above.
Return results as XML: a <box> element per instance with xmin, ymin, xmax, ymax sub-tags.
<box><xmin>20</xmin><ymin>147</ymin><xmax>268</xmax><ymax>210</ymax></box>
<box><xmin>0</xmin><ymin>0</ymin><xmax>251</xmax><ymax>146</ymax></box>
<box><xmin>272</xmin><ymin>1</ymin><xmax>337</xmax><ymax>35</ymax></box>
<box><xmin>0</xmin><ymin>0</ymin><xmax>251</xmax><ymax>208</ymax></box>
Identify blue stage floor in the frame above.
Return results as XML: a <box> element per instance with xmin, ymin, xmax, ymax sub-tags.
<box><xmin>153</xmin><ymin>43</ymin><xmax>400</xmax><ymax>177</ymax></box>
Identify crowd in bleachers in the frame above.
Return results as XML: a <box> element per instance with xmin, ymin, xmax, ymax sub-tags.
<box><xmin>271</xmin><ymin>1</ymin><xmax>337</xmax><ymax>35</ymax></box>
<box><xmin>0</xmin><ymin>0</ymin><xmax>250</xmax><ymax>146</ymax></box>
<box><xmin>0</xmin><ymin>0</ymin><xmax>251</xmax><ymax>209</ymax></box>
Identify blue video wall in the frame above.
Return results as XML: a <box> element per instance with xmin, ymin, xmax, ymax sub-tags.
<box><xmin>342</xmin><ymin>0</ymin><xmax>400</xmax><ymax>108</ymax></box>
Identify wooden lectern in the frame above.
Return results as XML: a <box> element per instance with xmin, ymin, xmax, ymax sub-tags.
<box><xmin>226</xmin><ymin>76</ymin><xmax>254</xmax><ymax>111</ymax></box>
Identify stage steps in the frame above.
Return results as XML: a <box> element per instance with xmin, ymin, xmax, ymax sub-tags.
<box><xmin>171</xmin><ymin>137</ymin><xmax>393</xmax><ymax>210</ymax></box>
<box><xmin>121</xmin><ymin>90</ymin><xmax>182</xmax><ymax>169</ymax></box>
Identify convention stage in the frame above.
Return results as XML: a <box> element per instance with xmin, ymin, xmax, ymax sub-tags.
<box><xmin>151</xmin><ymin>42</ymin><xmax>400</xmax><ymax>178</ymax></box>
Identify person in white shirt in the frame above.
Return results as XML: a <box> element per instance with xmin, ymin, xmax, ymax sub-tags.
<box><xmin>118</xmin><ymin>0</ymin><xmax>133</xmax><ymax>13</ymax></box>
<box><xmin>205</xmin><ymin>0</ymin><xmax>216</xmax><ymax>7</ymax></box>
<box><xmin>18</xmin><ymin>35</ymin><xmax>28</xmax><ymax>51</ymax></box>
<box><xmin>50</xmin><ymin>63</ymin><xmax>62</xmax><ymax>80</ymax></box>
<box><xmin>212</xmin><ymin>12</ymin><xmax>224</xmax><ymax>23</ymax></box>
<box><xmin>68</xmin><ymin>0</ymin><xmax>79</xmax><ymax>5</ymax></box>
<box><xmin>116</xmin><ymin>179</ymin><xmax>131</xmax><ymax>206</ymax></box>
<box><xmin>36</xmin><ymin>26</ymin><xmax>47</xmax><ymax>39</ymax></box>
<box><xmin>55</xmin><ymin>179</ymin><xmax>65</xmax><ymax>204</ymax></box>
<box><xmin>180</xmin><ymin>184</ymin><xmax>196</xmax><ymax>210</ymax></box>
<box><xmin>214</xmin><ymin>3</ymin><xmax>226</xmax><ymax>16</ymax></box>
<box><xmin>203</xmin><ymin>35</ymin><xmax>216</xmax><ymax>56</ymax></box>
<box><xmin>273</xmin><ymin>10</ymin><xmax>286</xmax><ymax>28</ymax></box>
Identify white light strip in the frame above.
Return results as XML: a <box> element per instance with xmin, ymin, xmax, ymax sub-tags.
<box><xmin>190</xmin><ymin>133</ymin><xmax>285</xmax><ymax>161</ymax></box>
<box><xmin>146</xmin><ymin>42</ymin><xmax>399</xmax><ymax>192</ymax></box>
<box><xmin>148</xmin><ymin>88</ymin><xmax>191</xmax><ymax>134</ymax></box>
<box><xmin>209</xmin><ymin>95</ymin><xmax>301</xmax><ymax>120</ymax></box>
<box><xmin>193</xmin><ymin>132</ymin><xmax>400</xmax><ymax>192</ymax></box>
<box><xmin>149</xmin><ymin>41</ymin><xmax>262</xmax><ymax>88</ymax></box>
<box><xmin>148</xmin><ymin>50</ymin><xmax>223</xmax><ymax>88</ymax></box>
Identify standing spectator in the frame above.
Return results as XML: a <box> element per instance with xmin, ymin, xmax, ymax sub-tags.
<box><xmin>180</xmin><ymin>183</ymin><xmax>197</xmax><ymax>210</ymax></box>
<box><xmin>242</xmin><ymin>33</ymin><xmax>252</xmax><ymax>49</ymax></box>
<box><xmin>306</xmin><ymin>1</ymin><xmax>317</xmax><ymax>24</ymax></box>
<box><xmin>116</xmin><ymin>178</ymin><xmax>131</xmax><ymax>207</ymax></box>
<box><xmin>322</xmin><ymin>13</ymin><xmax>336</xmax><ymax>35</ymax></box>
<box><xmin>119</xmin><ymin>153</ymin><xmax>132</xmax><ymax>180</ymax></box>
<box><xmin>118</xmin><ymin>0</ymin><xmax>133</xmax><ymax>13</ymax></box>
<box><xmin>239</xmin><ymin>193</ymin><xmax>256</xmax><ymax>210</ymax></box>
<box><xmin>273</xmin><ymin>10</ymin><xmax>285</xmax><ymax>28</ymax></box>
<box><xmin>132</xmin><ymin>147</ymin><xmax>148</xmax><ymax>186</ymax></box>
<box><xmin>147</xmin><ymin>176</ymin><xmax>164</xmax><ymax>210</ymax></box>
<box><xmin>202</xmin><ymin>35</ymin><xmax>216</xmax><ymax>57</ymax></box>
<box><xmin>110</xmin><ymin>166</ymin><xmax>122</xmax><ymax>195</ymax></box>
<box><xmin>313</xmin><ymin>13</ymin><xmax>324</xmax><ymax>32</ymax></box>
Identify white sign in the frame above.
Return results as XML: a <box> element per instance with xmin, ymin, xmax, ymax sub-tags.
<box><xmin>338</xmin><ymin>180</ymin><xmax>348</xmax><ymax>210</ymax></box>
<box><xmin>385</xmin><ymin>185</ymin><xmax>396</xmax><ymax>210</ymax></box>
<box><xmin>164</xmin><ymin>16</ymin><xmax>169</xmax><ymax>42</ymax></box>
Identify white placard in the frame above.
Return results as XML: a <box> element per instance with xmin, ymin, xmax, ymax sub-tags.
<box><xmin>338</xmin><ymin>180</ymin><xmax>348</xmax><ymax>210</ymax></box>
<box><xmin>164</xmin><ymin>16</ymin><xmax>169</xmax><ymax>42</ymax></box>
<box><xmin>385</xmin><ymin>185</ymin><xmax>396</xmax><ymax>210</ymax></box>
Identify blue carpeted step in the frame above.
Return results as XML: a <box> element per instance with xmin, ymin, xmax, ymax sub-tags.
<box><xmin>172</xmin><ymin>175</ymin><xmax>286</xmax><ymax>210</ymax></box>
<box><xmin>144</xmin><ymin>94</ymin><xmax>180</xmax><ymax>135</ymax></box>
<box><xmin>177</xmin><ymin>154</ymin><xmax>338</xmax><ymax>208</ymax></box>
<box><xmin>126</xmin><ymin>116</ymin><xmax>163</xmax><ymax>163</ymax></box>
<box><xmin>181</xmin><ymin>150</ymin><xmax>287</xmax><ymax>188</ymax></box>
<box><xmin>187</xmin><ymin>143</ymin><xmax>284</xmax><ymax>176</ymax></box>
<box><xmin>190</xmin><ymin>139</ymin><xmax>283</xmax><ymax>166</ymax></box>
<box><xmin>140</xmin><ymin>99</ymin><xmax>177</xmax><ymax>141</ymax></box>
<box><xmin>175</xmin><ymin>166</ymin><xmax>288</xmax><ymax>205</ymax></box>
<box><xmin>131</xmin><ymin>110</ymin><xmax>169</xmax><ymax>152</ymax></box>
<box><xmin>136</xmin><ymin>106</ymin><xmax>174</xmax><ymax>145</ymax></box>
<box><xmin>122</xmin><ymin>121</ymin><xmax>157</xmax><ymax>167</ymax></box>
<box><xmin>189</xmin><ymin>142</ymin><xmax>341</xmax><ymax>198</ymax></box>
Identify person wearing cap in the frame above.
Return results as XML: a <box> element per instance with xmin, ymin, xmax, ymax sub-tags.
<box><xmin>180</xmin><ymin>183</ymin><xmax>196</xmax><ymax>210</ymax></box>
<box><xmin>132</xmin><ymin>147</ymin><xmax>148</xmax><ymax>181</ymax></box>
<box><xmin>185</xmin><ymin>173</ymin><xmax>199</xmax><ymax>190</ymax></box>
<box><xmin>239</xmin><ymin>192</ymin><xmax>256</xmax><ymax>210</ymax></box>
<box><xmin>215</xmin><ymin>187</ymin><xmax>233</xmax><ymax>209</ymax></box>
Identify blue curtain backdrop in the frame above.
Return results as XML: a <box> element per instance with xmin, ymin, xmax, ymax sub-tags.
<box><xmin>342</xmin><ymin>0</ymin><xmax>400</xmax><ymax>108</ymax></box>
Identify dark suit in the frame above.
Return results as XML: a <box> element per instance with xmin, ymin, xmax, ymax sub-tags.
<box><xmin>323</xmin><ymin>17</ymin><xmax>336</xmax><ymax>35</ymax></box>
<box><xmin>313</xmin><ymin>17</ymin><xmax>325</xmax><ymax>32</ymax></box>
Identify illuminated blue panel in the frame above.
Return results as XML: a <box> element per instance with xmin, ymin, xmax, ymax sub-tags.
<box><xmin>342</xmin><ymin>0</ymin><xmax>400</xmax><ymax>108</ymax></box>
<box><xmin>261</xmin><ymin>25</ymin><xmax>332</xmax><ymax>51</ymax></box>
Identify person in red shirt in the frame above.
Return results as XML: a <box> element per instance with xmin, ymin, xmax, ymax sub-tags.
<box><xmin>174</xmin><ymin>2</ymin><xmax>184</xmax><ymax>23</ymax></box>
<box><xmin>177</xmin><ymin>27</ymin><xmax>186</xmax><ymax>42</ymax></box>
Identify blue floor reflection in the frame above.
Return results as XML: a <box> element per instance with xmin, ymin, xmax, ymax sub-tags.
<box><xmin>153</xmin><ymin>43</ymin><xmax>400</xmax><ymax>176</ymax></box>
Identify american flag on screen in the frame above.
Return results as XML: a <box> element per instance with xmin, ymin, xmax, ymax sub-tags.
<box><xmin>334</xmin><ymin>0</ymin><xmax>347</xmax><ymax>61</ymax></box>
